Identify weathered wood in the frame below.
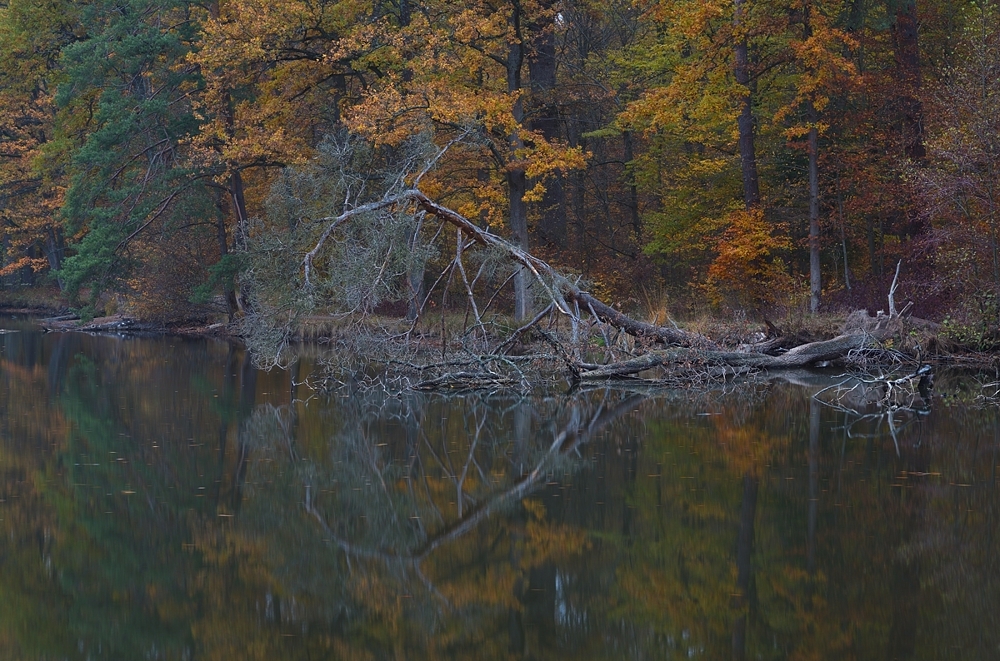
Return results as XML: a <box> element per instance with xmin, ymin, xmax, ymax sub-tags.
<box><xmin>579</xmin><ymin>327</ymin><xmax>889</xmax><ymax>379</ymax></box>
<box><xmin>409</xmin><ymin>190</ymin><xmax>709</xmax><ymax>347</ymax></box>
<box><xmin>564</xmin><ymin>290</ymin><xmax>706</xmax><ymax>347</ymax></box>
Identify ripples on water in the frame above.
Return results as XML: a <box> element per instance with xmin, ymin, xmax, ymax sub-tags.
<box><xmin>1</xmin><ymin>314</ymin><xmax>998</xmax><ymax>659</ymax></box>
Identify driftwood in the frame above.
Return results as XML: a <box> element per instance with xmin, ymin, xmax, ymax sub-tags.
<box><xmin>812</xmin><ymin>364</ymin><xmax>933</xmax><ymax>456</ymax></box>
<box><xmin>577</xmin><ymin>331</ymin><xmax>879</xmax><ymax>379</ymax></box>
<box><xmin>411</xmin><ymin>192</ymin><xmax>921</xmax><ymax>375</ymax></box>
<box><xmin>39</xmin><ymin>314</ymin><xmax>162</xmax><ymax>334</ymax></box>
<box><xmin>580</xmin><ymin>308</ymin><xmax>926</xmax><ymax>379</ymax></box>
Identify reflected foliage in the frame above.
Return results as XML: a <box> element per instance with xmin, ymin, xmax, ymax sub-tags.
<box><xmin>1</xmin><ymin>318</ymin><xmax>999</xmax><ymax>659</ymax></box>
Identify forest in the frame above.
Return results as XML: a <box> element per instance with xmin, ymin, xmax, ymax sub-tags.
<box><xmin>1</xmin><ymin>0</ymin><xmax>999</xmax><ymax>357</ymax></box>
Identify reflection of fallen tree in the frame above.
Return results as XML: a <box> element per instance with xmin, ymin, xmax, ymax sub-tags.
<box><xmin>301</xmin><ymin>392</ymin><xmax>643</xmax><ymax>591</ymax></box>
<box><xmin>812</xmin><ymin>364</ymin><xmax>933</xmax><ymax>456</ymax></box>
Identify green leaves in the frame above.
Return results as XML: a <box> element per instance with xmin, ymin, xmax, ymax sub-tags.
<box><xmin>55</xmin><ymin>0</ymin><xmax>208</xmax><ymax>302</ymax></box>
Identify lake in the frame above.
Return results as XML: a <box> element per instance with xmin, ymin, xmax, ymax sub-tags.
<box><xmin>1</xmin><ymin>314</ymin><xmax>998</xmax><ymax>659</ymax></box>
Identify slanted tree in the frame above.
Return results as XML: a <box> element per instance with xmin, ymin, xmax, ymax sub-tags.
<box><xmin>344</xmin><ymin>0</ymin><xmax>587</xmax><ymax>320</ymax></box>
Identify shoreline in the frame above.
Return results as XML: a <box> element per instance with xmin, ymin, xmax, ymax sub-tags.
<box><xmin>5</xmin><ymin>297</ymin><xmax>1000</xmax><ymax>381</ymax></box>
<box><xmin>0</xmin><ymin>306</ymin><xmax>235</xmax><ymax>340</ymax></box>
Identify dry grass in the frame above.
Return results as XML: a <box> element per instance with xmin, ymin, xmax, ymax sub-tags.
<box><xmin>0</xmin><ymin>285</ymin><xmax>66</xmax><ymax>313</ymax></box>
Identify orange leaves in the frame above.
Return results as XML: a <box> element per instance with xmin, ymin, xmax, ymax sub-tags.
<box><xmin>776</xmin><ymin>7</ymin><xmax>858</xmax><ymax>134</ymax></box>
<box><xmin>187</xmin><ymin>0</ymin><xmax>368</xmax><ymax>177</ymax></box>
<box><xmin>0</xmin><ymin>257</ymin><xmax>48</xmax><ymax>278</ymax></box>
<box><xmin>706</xmin><ymin>207</ymin><xmax>795</xmax><ymax>310</ymax></box>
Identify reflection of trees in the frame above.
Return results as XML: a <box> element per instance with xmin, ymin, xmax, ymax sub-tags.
<box><xmin>0</xmin><ymin>328</ymin><xmax>268</xmax><ymax>659</ymax></box>
<box><xmin>3</xmin><ymin>326</ymin><xmax>1000</xmax><ymax>660</ymax></box>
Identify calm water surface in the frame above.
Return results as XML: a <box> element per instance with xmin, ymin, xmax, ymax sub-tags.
<box><xmin>1</xmin><ymin>314</ymin><xmax>998</xmax><ymax>660</ymax></box>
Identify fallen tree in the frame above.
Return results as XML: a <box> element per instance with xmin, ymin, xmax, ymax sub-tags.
<box><xmin>299</xmin><ymin>185</ymin><xmax>707</xmax><ymax>350</ymax></box>
<box><xmin>297</xmin><ymin>184</ymin><xmax>919</xmax><ymax>382</ymax></box>
<box><xmin>237</xmin><ymin>133</ymin><xmax>928</xmax><ymax>385</ymax></box>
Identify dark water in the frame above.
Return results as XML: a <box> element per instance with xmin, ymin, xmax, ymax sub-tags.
<box><xmin>1</xmin><ymin>315</ymin><xmax>998</xmax><ymax>660</ymax></box>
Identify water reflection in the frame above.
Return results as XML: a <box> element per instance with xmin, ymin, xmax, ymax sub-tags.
<box><xmin>1</xmin><ymin>315</ymin><xmax>999</xmax><ymax>659</ymax></box>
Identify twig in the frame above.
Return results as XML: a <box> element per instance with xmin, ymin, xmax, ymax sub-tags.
<box><xmin>493</xmin><ymin>304</ymin><xmax>554</xmax><ymax>355</ymax></box>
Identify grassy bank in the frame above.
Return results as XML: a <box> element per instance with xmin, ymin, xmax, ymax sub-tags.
<box><xmin>0</xmin><ymin>285</ymin><xmax>67</xmax><ymax>314</ymax></box>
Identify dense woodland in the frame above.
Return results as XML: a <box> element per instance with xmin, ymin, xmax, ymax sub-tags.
<box><xmin>1</xmin><ymin>0</ymin><xmax>998</xmax><ymax>338</ymax></box>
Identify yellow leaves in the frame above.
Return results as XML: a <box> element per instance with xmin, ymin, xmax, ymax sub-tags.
<box><xmin>775</xmin><ymin>9</ymin><xmax>858</xmax><ymax>135</ymax></box>
<box><xmin>522</xmin><ymin>181</ymin><xmax>547</xmax><ymax>203</ymax></box>
<box><xmin>618</xmin><ymin>59</ymin><xmax>739</xmax><ymax>151</ymax></box>
<box><xmin>440</xmin><ymin>565</ymin><xmax>520</xmax><ymax>609</ymax></box>
<box><xmin>645</xmin><ymin>0</ymin><xmax>727</xmax><ymax>41</ymax></box>
<box><xmin>186</xmin><ymin>0</ymin><xmax>377</xmax><ymax>181</ymax></box>
<box><xmin>520</xmin><ymin>136</ymin><xmax>587</xmax><ymax>180</ymax></box>
<box><xmin>450</xmin><ymin>7</ymin><xmax>508</xmax><ymax>47</ymax></box>
<box><xmin>520</xmin><ymin>498</ymin><xmax>589</xmax><ymax>566</ymax></box>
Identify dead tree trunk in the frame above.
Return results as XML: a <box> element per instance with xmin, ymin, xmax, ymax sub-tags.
<box><xmin>305</xmin><ymin>186</ymin><xmax>902</xmax><ymax>374</ymax></box>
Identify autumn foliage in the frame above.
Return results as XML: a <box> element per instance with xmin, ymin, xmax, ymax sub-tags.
<box><xmin>1</xmin><ymin>0</ymin><xmax>999</xmax><ymax>324</ymax></box>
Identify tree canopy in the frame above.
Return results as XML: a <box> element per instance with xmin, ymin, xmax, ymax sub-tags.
<box><xmin>2</xmin><ymin>0</ymin><xmax>999</xmax><ymax>329</ymax></box>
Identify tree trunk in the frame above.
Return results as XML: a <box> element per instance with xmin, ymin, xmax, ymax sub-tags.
<box><xmin>891</xmin><ymin>0</ymin><xmax>925</xmax><ymax>160</ymax></box>
<box><xmin>229</xmin><ymin>168</ymin><xmax>254</xmax><ymax>315</ymax></box>
<box><xmin>508</xmin><ymin>166</ymin><xmax>531</xmax><ymax>322</ymax></box>
<box><xmin>804</xmin><ymin>5</ymin><xmax>821</xmax><ymax>314</ymax></box>
<box><xmin>45</xmin><ymin>226</ymin><xmax>65</xmax><ymax>290</ymax></box>
<box><xmin>731</xmin><ymin>473</ymin><xmax>758</xmax><ymax>661</ymax></box>
<box><xmin>623</xmin><ymin>131</ymin><xmax>642</xmax><ymax>239</ymax></box>
<box><xmin>406</xmin><ymin>221</ymin><xmax>425</xmax><ymax>322</ymax></box>
<box><xmin>214</xmin><ymin>193</ymin><xmax>239</xmax><ymax>321</ymax></box>
<box><xmin>808</xmin><ymin>397</ymin><xmax>819</xmax><ymax>575</ymax></box>
<box><xmin>209</xmin><ymin>1</ymin><xmax>253</xmax><ymax>317</ymax></box>
<box><xmin>528</xmin><ymin>1</ymin><xmax>566</xmax><ymax>248</ymax></box>
<box><xmin>734</xmin><ymin>0</ymin><xmax>761</xmax><ymax>209</ymax></box>
<box><xmin>576</xmin><ymin>329</ymin><xmax>880</xmax><ymax>377</ymax></box>
<box><xmin>0</xmin><ymin>234</ymin><xmax>8</xmax><ymax>288</ymax></box>
<box><xmin>808</xmin><ymin>108</ymin><xmax>821</xmax><ymax>314</ymax></box>
<box><xmin>508</xmin><ymin>8</ymin><xmax>531</xmax><ymax>321</ymax></box>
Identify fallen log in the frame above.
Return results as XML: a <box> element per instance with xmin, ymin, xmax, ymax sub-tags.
<box><xmin>411</xmin><ymin>191</ymin><xmax>711</xmax><ymax>347</ymax></box>
<box><xmin>564</xmin><ymin>290</ymin><xmax>705</xmax><ymax>347</ymax></box>
<box><xmin>579</xmin><ymin>318</ymin><xmax>896</xmax><ymax>379</ymax></box>
<box><xmin>40</xmin><ymin>314</ymin><xmax>161</xmax><ymax>333</ymax></box>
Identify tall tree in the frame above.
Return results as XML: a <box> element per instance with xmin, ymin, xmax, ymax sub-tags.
<box><xmin>187</xmin><ymin>0</ymin><xmax>362</xmax><ymax>316</ymax></box>
<box><xmin>54</xmin><ymin>0</ymin><xmax>211</xmax><ymax>312</ymax></box>
<box><xmin>777</xmin><ymin>0</ymin><xmax>857</xmax><ymax>313</ymax></box>
<box><xmin>734</xmin><ymin>0</ymin><xmax>761</xmax><ymax>209</ymax></box>
<box><xmin>890</xmin><ymin>0</ymin><xmax>926</xmax><ymax>160</ymax></box>
<box><xmin>0</xmin><ymin>0</ymin><xmax>78</xmax><ymax>286</ymax></box>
